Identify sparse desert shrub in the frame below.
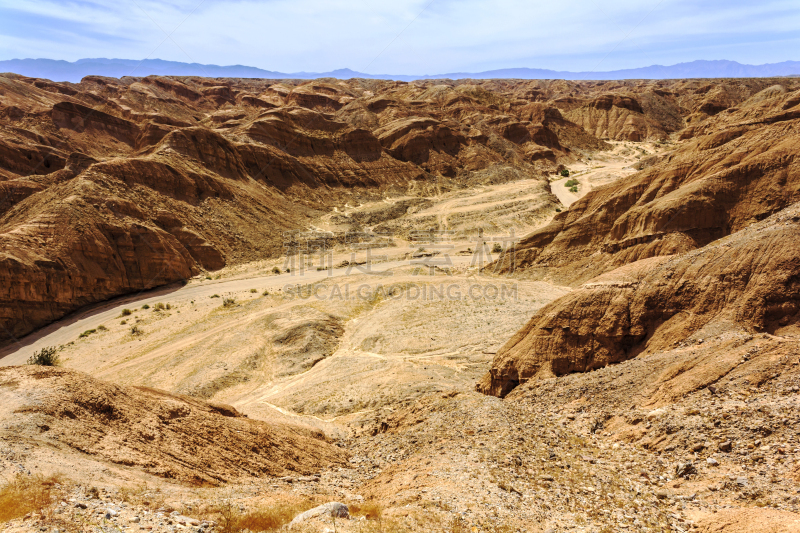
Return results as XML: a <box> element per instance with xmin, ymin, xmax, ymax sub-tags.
<box><xmin>27</xmin><ymin>346</ymin><xmax>60</xmax><ymax>366</ymax></box>
<box><xmin>118</xmin><ymin>483</ymin><xmax>166</xmax><ymax>510</ymax></box>
<box><xmin>0</xmin><ymin>474</ymin><xmax>61</xmax><ymax>522</ymax></box>
<box><xmin>141</xmin><ymin>304</ymin><xmax>150</xmax><ymax>310</ymax></box>
<box><xmin>206</xmin><ymin>275</ymin><xmax>213</xmax><ymax>280</ymax></box>
<box><xmin>153</xmin><ymin>302</ymin><xmax>166</xmax><ymax>311</ymax></box>
<box><xmin>97</xmin><ymin>324</ymin><xmax>107</xmax><ymax>331</ymax></box>
<box><xmin>447</xmin><ymin>515</ymin><xmax>470</xmax><ymax>533</ymax></box>
<box><xmin>120</xmin><ymin>308</ymin><xmax>132</xmax><ymax>317</ymax></box>
<box><xmin>349</xmin><ymin>500</ymin><xmax>383</xmax><ymax>520</ymax></box>
<box><xmin>215</xmin><ymin>498</ymin><xmax>319</xmax><ymax>533</ymax></box>
<box><xmin>120</xmin><ymin>320</ymin><xmax>127</xmax><ymax>325</ymax></box>
<box><xmin>555</xmin><ymin>207</ymin><xmax>562</xmax><ymax>212</ymax></box>
<box><xmin>222</xmin><ymin>295</ymin><xmax>237</xmax><ymax>308</ymax></box>
<box><xmin>130</xmin><ymin>325</ymin><xmax>142</xmax><ymax>336</ymax></box>
<box><xmin>250</xmin><ymin>288</ymin><xmax>257</xmax><ymax>293</ymax></box>
<box><xmin>272</xmin><ymin>267</ymin><xmax>281</xmax><ymax>274</ymax></box>
<box><xmin>262</xmin><ymin>290</ymin><xmax>269</xmax><ymax>296</ymax></box>
<box><xmin>79</xmin><ymin>329</ymin><xmax>96</xmax><ymax>338</ymax></box>
<box><xmin>560</xmin><ymin>168</ymin><xmax>570</xmax><ymax>177</ymax></box>
<box><xmin>492</xmin><ymin>243</ymin><xmax>503</xmax><ymax>253</ymax></box>
<box><xmin>210</xmin><ymin>294</ymin><xmax>220</xmax><ymax>298</ymax></box>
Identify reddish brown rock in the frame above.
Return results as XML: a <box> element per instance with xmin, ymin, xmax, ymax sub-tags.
<box><xmin>492</xmin><ymin>90</ymin><xmax>800</xmax><ymax>286</ymax></box>
<box><xmin>4</xmin><ymin>74</ymin><xmax>798</xmax><ymax>346</ymax></box>
<box><xmin>563</xmin><ymin>94</ymin><xmax>668</xmax><ymax>141</ymax></box>
<box><xmin>479</xmin><ymin>204</ymin><xmax>800</xmax><ymax>397</ymax></box>
<box><xmin>0</xmin><ymin>365</ymin><xmax>347</xmax><ymax>483</ymax></box>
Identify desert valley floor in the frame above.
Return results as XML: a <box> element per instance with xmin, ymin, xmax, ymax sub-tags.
<box><xmin>1</xmin><ymin>74</ymin><xmax>799</xmax><ymax>533</ymax></box>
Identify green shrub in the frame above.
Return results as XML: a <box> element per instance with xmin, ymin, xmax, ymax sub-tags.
<box><xmin>569</xmin><ymin>186</ymin><xmax>578</xmax><ymax>193</ymax></box>
<box><xmin>560</xmin><ymin>169</ymin><xmax>570</xmax><ymax>177</ymax></box>
<box><xmin>262</xmin><ymin>290</ymin><xmax>269</xmax><ymax>296</ymax></box>
<box><xmin>27</xmin><ymin>346</ymin><xmax>60</xmax><ymax>366</ymax></box>
<box><xmin>250</xmin><ymin>288</ymin><xmax>257</xmax><ymax>293</ymax></box>
<box><xmin>564</xmin><ymin>179</ymin><xmax>579</xmax><ymax>187</ymax></box>
<box><xmin>141</xmin><ymin>304</ymin><xmax>150</xmax><ymax>310</ymax></box>
<box><xmin>120</xmin><ymin>309</ymin><xmax>132</xmax><ymax>317</ymax></box>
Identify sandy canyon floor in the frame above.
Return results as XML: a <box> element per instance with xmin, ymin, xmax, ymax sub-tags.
<box><xmin>1</xmin><ymin>139</ymin><xmax>798</xmax><ymax>533</ymax></box>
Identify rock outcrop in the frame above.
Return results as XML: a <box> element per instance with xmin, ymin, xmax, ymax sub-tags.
<box><xmin>3</xmin><ymin>74</ymin><xmax>800</xmax><ymax>345</ymax></box>
<box><xmin>492</xmin><ymin>87</ymin><xmax>800</xmax><ymax>286</ymax></box>
<box><xmin>479</xmin><ymin>204</ymin><xmax>800</xmax><ymax>396</ymax></box>
<box><xmin>481</xmin><ymin>83</ymin><xmax>800</xmax><ymax>397</ymax></box>
<box><xmin>563</xmin><ymin>94</ymin><xmax>671</xmax><ymax>141</ymax></box>
<box><xmin>0</xmin><ymin>366</ymin><xmax>347</xmax><ymax>483</ymax></box>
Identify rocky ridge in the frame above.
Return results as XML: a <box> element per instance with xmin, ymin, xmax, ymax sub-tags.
<box><xmin>3</xmin><ymin>75</ymin><xmax>794</xmax><ymax>344</ymax></box>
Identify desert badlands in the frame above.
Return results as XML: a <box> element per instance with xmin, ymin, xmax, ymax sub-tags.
<box><xmin>0</xmin><ymin>73</ymin><xmax>799</xmax><ymax>533</ymax></box>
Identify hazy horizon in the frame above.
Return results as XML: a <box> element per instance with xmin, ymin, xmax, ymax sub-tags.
<box><xmin>2</xmin><ymin>1</ymin><xmax>799</xmax><ymax>76</ymax></box>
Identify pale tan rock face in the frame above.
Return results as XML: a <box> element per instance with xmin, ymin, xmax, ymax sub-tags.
<box><xmin>491</xmin><ymin>91</ymin><xmax>800</xmax><ymax>285</ymax></box>
<box><xmin>564</xmin><ymin>94</ymin><xmax>667</xmax><ymax>141</ymax></box>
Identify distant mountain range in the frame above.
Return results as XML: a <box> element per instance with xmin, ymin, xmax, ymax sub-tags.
<box><xmin>2</xmin><ymin>58</ymin><xmax>800</xmax><ymax>83</ymax></box>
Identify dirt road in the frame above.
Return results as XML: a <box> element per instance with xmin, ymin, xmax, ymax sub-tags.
<box><xmin>0</xmin><ymin>256</ymin><xmax>470</xmax><ymax>367</ymax></box>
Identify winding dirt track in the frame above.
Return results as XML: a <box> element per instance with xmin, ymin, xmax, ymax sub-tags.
<box><xmin>0</xmin><ymin>258</ymin><xmax>468</xmax><ymax>367</ymax></box>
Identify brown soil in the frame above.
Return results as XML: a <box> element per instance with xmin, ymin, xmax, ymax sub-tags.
<box><xmin>2</xmin><ymin>74</ymin><xmax>800</xmax><ymax>533</ymax></box>
<box><xmin>0</xmin><ymin>366</ymin><xmax>346</xmax><ymax>484</ymax></box>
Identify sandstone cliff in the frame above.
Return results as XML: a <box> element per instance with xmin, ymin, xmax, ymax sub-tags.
<box><xmin>479</xmin><ymin>204</ymin><xmax>800</xmax><ymax>396</ymax></box>
<box><xmin>3</xmin><ymin>74</ymin><xmax>798</xmax><ymax>345</ymax></box>
<box><xmin>491</xmin><ymin>85</ymin><xmax>800</xmax><ymax>285</ymax></box>
<box><xmin>481</xmin><ymin>82</ymin><xmax>800</xmax><ymax>396</ymax></box>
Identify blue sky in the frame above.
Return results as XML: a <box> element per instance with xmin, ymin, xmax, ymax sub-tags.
<box><xmin>1</xmin><ymin>0</ymin><xmax>798</xmax><ymax>74</ymax></box>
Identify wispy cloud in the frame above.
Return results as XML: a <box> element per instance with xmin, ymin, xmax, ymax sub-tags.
<box><xmin>0</xmin><ymin>0</ymin><xmax>798</xmax><ymax>73</ymax></box>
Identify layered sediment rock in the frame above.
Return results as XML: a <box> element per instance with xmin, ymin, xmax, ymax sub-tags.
<box><xmin>481</xmin><ymin>84</ymin><xmax>800</xmax><ymax>397</ymax></box>
<box><xmin>0</xmin><ymin>366</ymin><xmax>347</xmax><ymax>482</ymax></box>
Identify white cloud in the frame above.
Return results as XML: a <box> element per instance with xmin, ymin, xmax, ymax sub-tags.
<box><xmin>1</xmin><ymin>0</ymin><xmax>798</xmax><ymax>73</ymax></box>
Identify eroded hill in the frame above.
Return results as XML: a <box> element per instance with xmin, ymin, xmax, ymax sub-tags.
<box><xmin>3</xmin><ymin>73</ymin><xmax>800</xmax><ymax>533</ymax></box>
<box><xmin>3</xmin><ymin>74</ymin><xmax>794</xmax><ymax>344</ymax></box>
